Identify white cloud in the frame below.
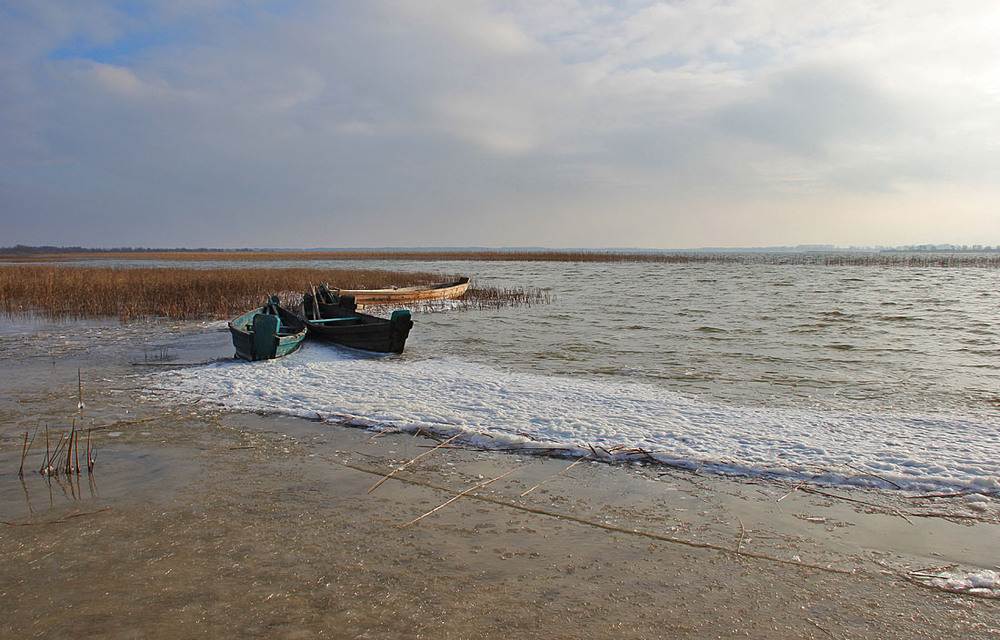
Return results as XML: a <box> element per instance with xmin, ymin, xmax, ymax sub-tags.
<box><xmin>1</xmin><ymin>0</ymin><xmax>999</xmax><ymax>248</ymax></box>
<box><xmin>87</xmin><ymin>62</ymin><xmax>146</xmax><ymax>95</ymax></box>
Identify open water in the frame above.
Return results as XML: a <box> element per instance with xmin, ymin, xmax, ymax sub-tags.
<box><xmin>138</xmin><ymin>256</ymin><xmax>1000</xmax><ymax>495</ymax></box>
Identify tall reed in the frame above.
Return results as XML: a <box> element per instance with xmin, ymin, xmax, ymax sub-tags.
<box><xmin>0</xmin><ymin>266</ymin><xmax>458</xmax><ymax>321</ymax></box>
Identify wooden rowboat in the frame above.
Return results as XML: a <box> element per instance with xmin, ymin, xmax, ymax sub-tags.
<box><xmin>301</xmin><ymin>285</ymin><xmax>413</xmax><ymax>354</ymax></box>
<box><xmin>325</xmin><ymin>277</ymin><xmax>469</xmax><ymax>305</ymax></box>
<box><xmin>229</xmin><ymin>297</ymin><xmax>307</xmax><ymax>361</ymax></box>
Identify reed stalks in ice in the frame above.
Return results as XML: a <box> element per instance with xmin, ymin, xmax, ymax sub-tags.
<box><xmin>26</xmin><ymin>422</ymin><xmax>94</xmax><ymax>478</ymax></box>
<box><xmin>399</xmin><ymin>468</ymin><xmax>519</xmax><ymax>529</ymax></box>
<box><xmin>18</xmin><ymin>429</ymin><xmax>35</xmax><ymax>478</ymax></box>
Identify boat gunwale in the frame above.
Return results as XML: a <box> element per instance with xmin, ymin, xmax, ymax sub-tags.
<box><xmin>326</xmin><ymin>277</ymin><xmax>469</xmax><ymax>303</ymax></box>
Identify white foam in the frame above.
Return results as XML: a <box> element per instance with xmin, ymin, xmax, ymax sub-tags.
<box><xmin>926</xmin><ymin>570</ymin><xmax>1000</xmax><ymax>598</ymax></box>
<box><xmin>149</xmin><ymin>342</ymin><xmax>1000</xmax><ymax>493</ymax></box>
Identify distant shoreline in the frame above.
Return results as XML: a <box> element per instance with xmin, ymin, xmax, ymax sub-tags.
<box><xmin>2</xmin><ymin>247</ymin><xmax>998</xmax><ymax>267</ymax></box>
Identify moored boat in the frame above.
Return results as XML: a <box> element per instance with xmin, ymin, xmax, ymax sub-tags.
<box><xmin>302</xmin><ymin>284</ymin><xmax>412</xmax><ymax>353</ymax></box>
<box><xmin>324</xmin><ymin>277</ymin><xmax>469</xmax><ymax>305</ymax></box>
<box><xmin>229</xmin><ymin>297</ymin><xmax>307</xmax><ymax>361</ymax></box>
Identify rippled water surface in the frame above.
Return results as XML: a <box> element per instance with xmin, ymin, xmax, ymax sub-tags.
<box><xmin>391</xmin><ymin>259</ymin><xmax>999</xmax><ymax>416</ymax></box>
<box><xmin>107</xmin><ymin>256</ymin><xmax>996</xmax><ymax>494</ymax></box>
<box><xmin>5</xmin><ymin>257</ymin><xmax>999</xmax><ymax>493</ymax></box>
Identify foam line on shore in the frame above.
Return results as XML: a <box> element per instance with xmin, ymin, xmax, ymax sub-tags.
<box><xmin>149</xmin><ymin>343</ymin><xmax>1000</xmax><ymax>495</ymax></box>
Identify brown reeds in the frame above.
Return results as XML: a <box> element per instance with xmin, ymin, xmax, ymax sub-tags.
<box><xmin>2</xmin><ymin>507</ymin><xmax>113</xmax><ymax>527</ymax></box>
<box><xmin>0</xmin><ymin>266</ymin><xmax>462</xmax><ymax>321</ymax></box>
<box><xmin>458</xmin><ymin>285</ymin><xmax>550</xmax><ymax>309</ymax></box>
<box><xmin>19</xmin><ymin>429</ymin><xmax>35</xmax><ymax>478</ymax></box>
<box><xmin>42</xmin><ymin>425</ymin><xmax>51</xmax><ymax>476</ymax></box>
<box><xmin>32</xmin><ymin>421</ymin><xmax>89</xmax><ymax>478</ymax></box>
<box><xmin>87</xmin><ymin>429</ymin><xmax>96</xmax><ymax>472</ymax></box>
<box><xmin>24</xmin><ymin>423</ymin><xmax>97</xmax><ymax>477</ymax></box>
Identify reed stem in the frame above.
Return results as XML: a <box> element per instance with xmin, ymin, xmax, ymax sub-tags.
<box><xmin>19</xmin><ymin>431</ymin><xmax>30</xmax><ymax>478</ymax></box>
<box><xmin>400</xmin><ymin>468</ymin><xmax>518</xmax><ymax>529</ymax></box>
<box><xmin>87</xmin><ymin>429</ymin><xmax>95</xmax><ymax>473</ymax></box>
<box><xmin>368</xmin><ymin>434</ymin><xmax>462</xmax><ymax>494</ymax></box>
<box><xmin>41</xmin><ymin>424</ymin><xmax>50</xmax><ymax>476</ymax></box>
<box><xmin>77</xmin><ymin>368</ymin><xmax>85</xmax><ymax>415</ymax></box>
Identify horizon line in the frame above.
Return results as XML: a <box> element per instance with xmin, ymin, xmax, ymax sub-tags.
<box><xmin>3</xmin><ymin>243</ymin><xmax>999</xmax><ymax>254</ymax></box>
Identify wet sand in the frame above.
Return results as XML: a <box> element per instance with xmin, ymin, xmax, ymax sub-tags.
<box><xmin>1</xmin><ymin>335</ymin><xmax>999</xmax><ymax>639</ymax></box>
<box><xmin>3</xmin><ymin>403</ymin><xmax>999</xmax><ymax>639</ymax></box>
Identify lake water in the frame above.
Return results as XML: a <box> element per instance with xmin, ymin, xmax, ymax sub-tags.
<box><xmin>133</xmin><ymin>256</ymin><xmax>1000</xmax><ymax>495</ymax></box>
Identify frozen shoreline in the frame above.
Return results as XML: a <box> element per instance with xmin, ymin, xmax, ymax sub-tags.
<box><xmin>151</xmin><ymin>341</ymin><xmax>1000</xmax><ymax>496</ymax></box>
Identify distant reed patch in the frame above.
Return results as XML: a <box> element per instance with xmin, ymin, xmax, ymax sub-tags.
<box><xmin>459</xmin><ymin>285</ymin><xmax>550</xmax><ymax>309</ymax></box>
<box><xmin>0</xmin><ymin>266</ymin><xmax>539</xmax><ymax>321</ymax></box>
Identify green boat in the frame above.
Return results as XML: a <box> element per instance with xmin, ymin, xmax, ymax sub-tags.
<box><xmin>229</xmin><ymin>297</ymin><xmax>308</xmax><ymax>361</ymax></box>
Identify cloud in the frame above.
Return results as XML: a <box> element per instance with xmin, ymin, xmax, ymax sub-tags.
<box><xmin>1</xmin><ymin>0</ymin><xmax>999</xmax><ymax>248</ymax></box>
<box><xmin>85</xmin><ymin>61</ymin><xmax>147</xmax><ymax>94</ymax></box>
<box><xmin>715</xmin><ymin>66</ymin><xmax>903</xmax><ymax>157</ymax></box>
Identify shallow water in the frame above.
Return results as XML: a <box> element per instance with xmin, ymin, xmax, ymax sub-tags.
<box><xmin>2</xmin><ymin>409</ymin><xmax>998</xmax><ymax>639</ymax></box>
<box><xmin>7</xmin><ymin>257</ymin><xmax>998</xmax><ymax>493</ymax></box>
<box><xmin>2</xmin><ymin>260</ymin><xmax>1000</xmax><ymax>637</ymax></box>
<box><xmin>131</xmin><ymin>257</ymin><xmax>1000</xmax><ymax>494</ymax></box>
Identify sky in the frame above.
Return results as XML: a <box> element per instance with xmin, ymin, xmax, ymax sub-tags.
<box><xmin>1</xmin><ymin>1</ymin><xmax>999</xmax><ymax>250</ymax></box>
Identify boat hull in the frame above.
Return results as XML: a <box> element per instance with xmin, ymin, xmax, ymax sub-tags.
<box><xmin>328</xmin><ymin>277</ymin><xmax>469</xmax><ymax>304</ymax></box>
<box><xmin>229</xmin><ymin>302</ymin><xmax>307</xmax><ymax>361</ymax></box>
<box><xmin>302</xmin><ymin>294</ymin><xmax>412</xmax><ymax>354</ymax></box>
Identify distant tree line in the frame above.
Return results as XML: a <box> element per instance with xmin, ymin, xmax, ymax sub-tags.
<box><xmin>881</xmin><ymin>244</ymin><xmax>999</xmax><ymax>252</ymax></box>
<box><xmin>2</xmin><ymin>244</ymin><xmax>999</xmax><ymax>256</ymax></box>
<box><xmin>0</xmin><ymin>245</ymin><xmax>243</xmax><ymax>255</ymax></box>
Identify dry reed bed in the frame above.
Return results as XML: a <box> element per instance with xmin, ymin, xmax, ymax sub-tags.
<box><xmin>0</xmin><ymin>266</ymin><xmax>458</xmax><ymax>321</ymax></box>
<box><xmin>4</xmin><ymin>249</ymin><xmax>1000</xmax><ymax>268</ymax></box>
